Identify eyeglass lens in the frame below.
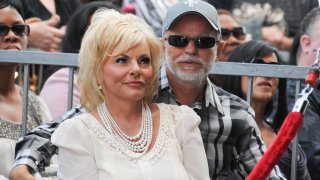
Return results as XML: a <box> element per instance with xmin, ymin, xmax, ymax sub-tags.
<box><xmin>0</xmin><ymin>25</ymin><xmax>30</xmax><ymax>36</ymax></box>
<box><xmin>167</xmin><ymin>35</ymin><xmax>216</xmax><ymax>49</ymax></box>
<box><xmin>221</xmin><ymin>27</ymin><xmax>246</xmax><ymax>40</ymax></box>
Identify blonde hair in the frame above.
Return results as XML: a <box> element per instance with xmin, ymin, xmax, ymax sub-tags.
<box><xmin>78</xmin><ymin>9</ymin><xmax>161</xmax><ymax>111</ymax></box>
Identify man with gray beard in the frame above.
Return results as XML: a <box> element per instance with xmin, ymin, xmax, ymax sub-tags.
<box><xmin>156</xmin><ymin>0</ymin><xmax>285</xmax><ymax>179</ymax></box>
<box><xmin>10</xmin><ymin>0</ymin><xmax>286</xmax><ymax>179</ymax></box>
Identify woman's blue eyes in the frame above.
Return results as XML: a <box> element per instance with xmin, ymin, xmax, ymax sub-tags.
<box><xmin>116</xmin><ymin>58</ymin><xmax>127</xmax><ymax>64</ymax></box>
<box><xmin>140</xmin><ymin>57</ymin><xmax>151</xmax><ymax>64</ymax></box>
<box><xmin>115</xmin><ymin>57</ymin><xmax>151</xmax><ymax>65</ymax></box>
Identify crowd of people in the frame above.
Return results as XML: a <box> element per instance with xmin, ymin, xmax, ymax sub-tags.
<box><xmin>1</xmin><ymin>0</ymin><xmax>320</xmax><ymax>179</ymax></box>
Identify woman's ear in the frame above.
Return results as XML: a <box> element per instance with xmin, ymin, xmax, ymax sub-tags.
<box><xmin>95</xmin><ymin>70</ymin><xmax>103</xmax><ymax>88</ymax></box>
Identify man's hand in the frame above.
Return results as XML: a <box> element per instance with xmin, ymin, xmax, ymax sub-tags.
<box><xmin>27</xmin><ymin>15</ymin><xmax>65</xmax><ymax>52</ymax></box>
<box><xmin>9</xmin><ymin>165</ymin><xmax>35</xmax><ymax>180</ymax></box>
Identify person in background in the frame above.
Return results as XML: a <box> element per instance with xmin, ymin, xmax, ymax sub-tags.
<box><xmin>40</xmin><ymin>1</ymin><xmax>118</xmax><ymax>119</ymax></box>
<box><xmin>134</xmin><ymin>0</ymin><xmax>178</xmax><ymax>37</ymax></box>
<box><xmin>81</xmin><ymin>0</ymin><xmax>122</xmax><ymax>7</ymax></box>
<box><xmin>19</xmin><ymin>0</ymin><xmax>83</xmax><ymax>92</ymax></box>
<box><xmin>10</xmin><ymin>1</ymin><xmax>286</xmax><ymax>179</ymax></box>
<box><xmin>209</xmin><ymin>9</ymin><xmax>248</xmax><ymax>87</ymax></box>
<box><xmin>230</xmin><ymin>0</ymin><xmax>318</xmax><ymax>55</ymax></box>
<box><xmin>20</xmin><ymin>0</ymin><xmax>82</xmax><ymax>52</ymax></box>
<box><xmin>207</xmin><ymin>0</ymin><xmax>234</xmax><ymax>11</ymax></box>
<box><xmin>52</xmin><ymin>8</ymin><xmax>209</xmax><ymax>179</ymax></box>
<box><xmin>223</xmin><ymin>40</ymin><xmax>310</xmax><ymax>180</ymax></box>
<box><xmin>0</xmin><ymin>0</ymin><xmax>52</xmax><ymax>178</ymax></box>
<box><xmin>287</xmin><ymin>7</ymin><xmax>320</xmax><ymax>180</ymax></box>
<box><xmin>217</xmin><ymin>9</ymin><xmax>248</xmax><ymax>62</ymax></box>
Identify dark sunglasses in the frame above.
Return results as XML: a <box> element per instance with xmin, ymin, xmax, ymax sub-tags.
<box><xmin>221</xmin><ymin>27</ymin><xmax>246</xmax><ymax>40</ymax></box>
<box><xmin>165</xmin><ymin>35</ymin><xmax>218</xmax><ymax>49</ymax></box>
<box><xmin>0</xmin><ymin>24</ymin><xmax>30</xmax><ymax>36</ymax></box>
<box><xmin>249</xmin><ymin>57</ymin><xmax>280</xmax><ymax>65</ymax></box>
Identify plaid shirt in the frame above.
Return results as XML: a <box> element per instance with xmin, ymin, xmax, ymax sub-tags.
<box><xmin>14</xmin><ymin>65</ymin><xmax>285</xmax><ymax>179</ymax></box>
<box><xmin>156</xmin><ymin>66</ymin><xmax>285</xmax><ymax>179</ymax></box>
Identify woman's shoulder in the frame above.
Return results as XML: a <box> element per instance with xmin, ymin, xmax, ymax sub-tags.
<box><xmin>59</xmin><ymin>112</ymin><xmax>96</xmax><ymax>128</ymax></box>
<box><xmin>52</xmin><ymin>112</ymin><xmax>98</xmax><ymax>150</ymax></box>
<box><xmin>16</xmin><ymin>86</ymin><xmax>52</xmax><ymax>124</ymax></box>
<box><xmin>53</xmin><ymin>112</ymin><xmax>98</xmax><ymax>140</ymax></box>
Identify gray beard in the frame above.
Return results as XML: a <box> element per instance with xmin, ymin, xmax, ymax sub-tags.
<box><xmin>164</xmin><ymin>51</ymin><xmax>212</xmax><ymax>87</ymax></box>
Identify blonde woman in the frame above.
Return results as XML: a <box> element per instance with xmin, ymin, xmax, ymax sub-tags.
<box><xmin>51</xmin><ymin>9</ymin><xmax>209</xmax><ymax>180</ymax></box>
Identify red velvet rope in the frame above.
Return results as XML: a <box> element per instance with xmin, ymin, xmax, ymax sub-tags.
<box><xmin>247</xmin><ymin>112</ymin><xmax>304</xmax><ymax>180</ymax></box>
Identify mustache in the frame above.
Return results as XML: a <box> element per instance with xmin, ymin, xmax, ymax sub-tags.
<box><xmin>174</xmin><ymin>55</ymin><xmax>206</xmax><ymax>65</ymax></box>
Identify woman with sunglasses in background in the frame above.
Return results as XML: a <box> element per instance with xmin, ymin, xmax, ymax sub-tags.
<box><xmin>0</xmin><ymin>0</ymin><xmax>52</xmax><ymax>178</ymax></box>
<box><xmin>223</xmin><ymin>40</ymin><xmax>310</xmax><ymax>180</ymax></box>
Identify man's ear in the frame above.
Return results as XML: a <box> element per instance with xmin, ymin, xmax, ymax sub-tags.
<box><xmin>216</xmin><ymin>41</ymin><xmax>225</xmax><ymax>58</ymax></box>
<box><xmin>300</xmin><ymin>34</ymin><xmax>312</xmax><ymax>54</ymax></box>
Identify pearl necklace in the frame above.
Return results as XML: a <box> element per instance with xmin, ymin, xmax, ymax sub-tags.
<box><xmin>97</xmin><ymin>102</ymin><xmax>153</xmax><ymax>159</ymax></box>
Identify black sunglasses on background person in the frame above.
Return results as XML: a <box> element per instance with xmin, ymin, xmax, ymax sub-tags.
<box><xmin>221</xmin><ymin>27</ymin><xmax>246</xmax><ymax>40</ymax></box>
<box><xmin>164</xmin><ymin>35</ymin><xmax>219</xmax><ymax>49</ymax></box>
<box><xmin>0</xmin><ymin>24</ymin><xmax>30</xmax><ymax>36</ymax></box>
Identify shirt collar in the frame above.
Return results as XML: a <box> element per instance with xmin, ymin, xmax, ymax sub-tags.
<box><xmin>205</xmin><ymin>78</ymin><xmax>225</xmax><ymax>115</ymax></box>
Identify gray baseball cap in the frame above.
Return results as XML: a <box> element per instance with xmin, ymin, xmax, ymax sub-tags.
<box><xmin>161</xmin><ymin>0</ymin><xmax>221</xmax><ymax>37</ymax></box>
